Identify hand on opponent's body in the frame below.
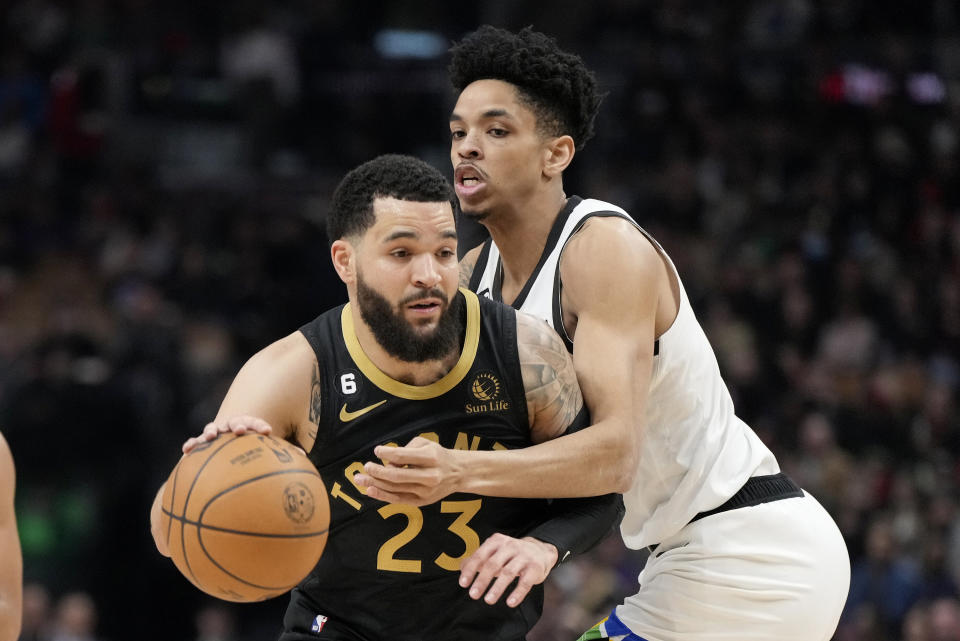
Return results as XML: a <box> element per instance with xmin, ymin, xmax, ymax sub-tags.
<box><xmin>355</xmin><ymin>436</ymin><xmax>462</xmax><ymax>506</ymax></box>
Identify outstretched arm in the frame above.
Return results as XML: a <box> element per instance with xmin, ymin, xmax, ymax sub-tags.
<box><xmin>357</xmin><ymin>218</ymin><xmax>658</xmax><ymax>500</ymax></box>
<box><xmin>0</xmin><ymin>433</ymin><xmax>21</xmax><ymax>641</ymax></box>
<box><xmin>456</xmin><ymin>311</ymin><xmax>623</xmax><ymax>607</ymax></box>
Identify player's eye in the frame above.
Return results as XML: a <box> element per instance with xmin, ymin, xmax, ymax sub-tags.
<box><xmin>451</xmin><ymin>130</ymin><xmax>466</xmax><ymax>140</ymax></box>
<box><xmin>489</xmin><ymin>128</ymin><xmax>508</xmax><ymax>137</ymax></box>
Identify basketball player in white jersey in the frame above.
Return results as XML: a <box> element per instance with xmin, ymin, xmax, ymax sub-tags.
<box><xmin>356</xmin><ymin>26</ymin><xmax>851</xmax><ymax>641</ymax></box>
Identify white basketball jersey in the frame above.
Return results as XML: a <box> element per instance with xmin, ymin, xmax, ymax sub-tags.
<box><xmin>471</xmin><ymin>197</ymin><xmax>780</xmax><ymax>548</ymax></box>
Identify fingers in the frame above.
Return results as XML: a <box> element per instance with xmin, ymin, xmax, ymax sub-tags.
<box><xmin>359</xmin><ymin>483</ymin><xmax>431</xmax><ymax>506</ymax></box>
<box><xmin>353</xmin><ymin>467</ymin><xmax>436</xmax><ymax>507</ymax></box>
<box><xmin>360</xmin><ymin>461</ymin><xmax>439</xmax><ymax>486</ymax></box>
<box><xmin>459</xmin><ymin>534</ymin><xmax>552</xmax><ymax>608</ymax></box>
<box><xmin>355</xmin><ymin>439</ymin><xmax>459</xmax><ymax>504</ymax></box>
<box><xmin>225</xmin><ymin>414</ymin><xmax>273</xmax><ymax>434</ymax></box>
<box><xmin>182</xmin><ymin>415</ymin><xmax>274</xmax><ymax>453</ymax></box>
<box><xmin>373</xmin><ymin>437</ymin><xmax>436</xmax><ymax>467</ymax></box>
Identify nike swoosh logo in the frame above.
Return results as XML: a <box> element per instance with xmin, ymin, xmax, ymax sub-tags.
<box><xmin>339</xmin><ymin>400</ymin><xmax>387</xmax><ymax>422</ymax></box>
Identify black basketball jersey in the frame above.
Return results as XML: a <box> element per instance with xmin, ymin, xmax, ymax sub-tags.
<box><xmin>280</xmin><ymin>289</ymin><xmax>549</xmax><ymax>641</ymax></box>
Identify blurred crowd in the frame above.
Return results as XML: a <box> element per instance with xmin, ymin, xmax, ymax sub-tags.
<box><xmin>0</xmin><ymin>1</ymin><xmax>959</xmax><ymax>640</ymax></box>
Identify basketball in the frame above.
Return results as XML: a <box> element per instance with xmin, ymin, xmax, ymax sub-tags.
<box><xmin>159</xmin><ymin>432</ymin><xmax>329</xmax><ymax>602</ymax></box>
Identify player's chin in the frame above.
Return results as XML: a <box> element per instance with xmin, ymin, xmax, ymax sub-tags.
<box><xmin>406</xmin><ymin>315</ymin><xmax>441</xmax><ymax>332</ymax></box>
<box><xmin>459</xmin><ymin>203</ymin><xmax>490</xmax><ymax>222</ymax></box>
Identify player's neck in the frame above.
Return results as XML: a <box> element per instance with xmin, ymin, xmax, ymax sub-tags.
<box><xmin>484</xmin><ymin>189</ymin><xmax>568</xmax><ymax>300</ymax></box>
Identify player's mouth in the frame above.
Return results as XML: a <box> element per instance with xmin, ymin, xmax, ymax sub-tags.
<box><xmin>455</xmin><ymin>163</ymin><xmax>486</xmax><ymax>199</ymax></box>
<box><xmin>404</xmin><ymin>296</ymin><xmax>444</xmax><ymax>317</ymax></box>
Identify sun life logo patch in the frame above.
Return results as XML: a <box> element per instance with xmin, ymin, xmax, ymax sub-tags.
<box><xmin>470</xmin><ymin>372</ymin><xmax>501</xmax><ymax>401</ymax></box>
<box><xmin>465</xmin><ymin>372</ymin><xmax>510</xmax><ymax>414</ymax></box>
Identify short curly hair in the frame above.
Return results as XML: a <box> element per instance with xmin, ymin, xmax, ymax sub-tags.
<box><xmin>328</xmin><ymin>154</ymin><xmax>457</xmax><ymax>242</ymax></box>
<box><xmin>449</xmin><ymin>25</ymin><xmax>602</xmax><ymax>150</ymax></box>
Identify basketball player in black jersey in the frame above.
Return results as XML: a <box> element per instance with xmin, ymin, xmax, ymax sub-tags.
<box><xmin>149</xmin><ymin>154</ymin><xmax>621</xmax><ymax>640</ymax></box>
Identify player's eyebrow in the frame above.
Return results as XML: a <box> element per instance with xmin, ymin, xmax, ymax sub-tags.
<box><xmin>383</xmin><ymin>230</ymin><xmax>418</xmax><ymax>242</ymax></box>
<box><xmin>450</xmin><ymin>109</ymin><xmax>514</xmax><ymax>122</ymax></box>
<box><xmin>382</xmin><ymin>229</ymin><xmax>457</xmax><ymax>242</ymax></box>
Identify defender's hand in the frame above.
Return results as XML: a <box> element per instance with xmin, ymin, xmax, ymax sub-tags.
<box><xmin>355</xmin><ymin>437</ymin><xmax>461</xmax><ymax>506</ymax></box>
<box><xmin>460</xmin><ymin>534</ymin><xmax>558</xmax><ymax>607</ymax></box>
<box><xmin>181</xmin><ymin>415</ymin><xmax>273</xmax><ymax>453</ymax></box>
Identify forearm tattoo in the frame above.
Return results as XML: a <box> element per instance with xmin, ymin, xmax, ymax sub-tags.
<box><xmin>516</xmin><ymin>312</ymin><xmax>584</xmax><ymax>441</ymax></box>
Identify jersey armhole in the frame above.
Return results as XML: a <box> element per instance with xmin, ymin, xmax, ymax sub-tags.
<box><xmin>468</xmin><ymin>240</ymin><xmax>493</xmax><ymax>292</ymax></box>
<box><xmin>552</xmin><ymin>211</ymin><xmax>664</xmax><ymax>356</ymax></box>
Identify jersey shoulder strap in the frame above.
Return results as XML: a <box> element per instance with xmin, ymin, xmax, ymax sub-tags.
<box><xmin>468</xmin><ymin>239</ymin><xmax>494</xmax><ymax>295</ymax></box>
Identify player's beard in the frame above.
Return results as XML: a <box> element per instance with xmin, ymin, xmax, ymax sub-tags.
<box><xmin>356</xmin><ymin>273</ymin><xmax>464</xmax><ymax>363</ymax></box>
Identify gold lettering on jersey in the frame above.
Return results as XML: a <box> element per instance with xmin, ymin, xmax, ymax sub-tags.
<box><xmin>464</xmin><ymin>399</ymin><xmax>511</xmax><ymax>414</ymax></box>
<box><xmin>465</xmin><ymin>372</ymin><xmax>511</xmax><ymax>414</ymax></box>
<box><xmin>453</xmin><ymin>433</ymin><xmax>481</xmax><ymax>451</ymax></box>
<box><xmin>332</xmin><ymin>432</ymin><xmax>512</xmax><ymax>514</ymax></box>
<box><xmin>343</xmin><ymin>461</ymin><xmax>367</xmax><ymax>495</ymax></box>
<box><xmin>330</xmin><ymin>482</ymin><xmax>361</xmax><ymax>511</ymax></box>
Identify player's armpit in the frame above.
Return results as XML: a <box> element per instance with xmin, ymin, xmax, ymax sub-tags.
<box><xmin>515</xmin><ymin>311</ymin><xmax>585</xmax><ymax>443</ymax></box>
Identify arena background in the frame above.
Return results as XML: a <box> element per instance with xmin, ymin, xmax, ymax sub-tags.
<box><xmin>1</xmin><ymin>1</ymin><xmax>959</xmax><ymax>640</ymax></box>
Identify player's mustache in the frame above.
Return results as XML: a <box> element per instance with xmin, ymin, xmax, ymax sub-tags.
<box><xmin>400</xmin><ymin>289</ymin><xmax>448</xmax><ymax>306</ymax></box>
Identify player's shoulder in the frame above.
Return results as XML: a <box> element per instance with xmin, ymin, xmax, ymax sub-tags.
<box><xmin>247</xmin><ymin>331</ymin><xmax>316</xmax><ymax>373</ymax></box>
<box><xmin>461</xmin><ymin>243</ymin><xmax>485</xmax><ymax>264</ymax></box>
<box><xmin>514</xmin><ymin>310</ymin><xmax>568</xmax><ymax>363</ymax></box>
<box><xmin>560</xmin><ymin>213</ymin><xmax>665</xmax><ymax>311</ymax></box>
<box><xmin>459</xmin><ymin>243</ymin><xmax>485</xmax><ymax>288</ymax></box>
<box><xmin>572</xmin><ymin>213</ymin><xmax>649</xmax><ymax>248</ymax></box>
<box><xmin>565</xmin><ymin>211</ymin><xmax>661</xmax><ymax>269</ymax></box>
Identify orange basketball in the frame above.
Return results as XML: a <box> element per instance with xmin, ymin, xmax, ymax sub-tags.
<box><xmin>159</xmin><ymin>432</ymin><xmax>329</xmax><ymax>602</ymax></box>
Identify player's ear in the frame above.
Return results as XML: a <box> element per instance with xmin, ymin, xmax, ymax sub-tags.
<box><xmin>543</xmin><ymin>135</ymin><xmax>574</xmax><ymax>178</ymax></box>
<box><xmin>330</xmin><ymin>239</ymin><xmax>356</xmax><ymax>285</ymax></box>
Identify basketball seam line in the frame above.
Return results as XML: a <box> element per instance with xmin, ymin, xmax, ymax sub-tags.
<box><xmin>159</xmin><ymin>508</ymin><xmax>329</xmax><ymax>538</ymax></box>
<box><xmin>169</xmin><ymin>436</ymin><xmax>327</xmax><ymax>595</ymax></box>
<box><xmin>196</xmin><ymin>466</ymin><xmax>327</xmax><ymax>593</ymax></box>
<box><xmin>178</xmin><ymin>436</ymin><xmax>241</xmax><ymax>586</ymax></box>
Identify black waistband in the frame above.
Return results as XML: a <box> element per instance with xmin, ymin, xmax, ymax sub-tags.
<box><xmin>689</xmin><ymin>472</ymin><xmax>803</xmax><ymax>524</ymax></box>
<box><xmin>647</xmin><ymin>473</ymin><xmax>804</xmax><ymax>555</ymax></box>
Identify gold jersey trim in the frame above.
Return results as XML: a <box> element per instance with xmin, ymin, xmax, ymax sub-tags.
<box><xmin>340</xmin><ymin>288</ymin><xmax>480</xmax><ymax>400</ymax></box>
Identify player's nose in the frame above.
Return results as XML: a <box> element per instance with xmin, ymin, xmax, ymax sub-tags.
<box><xmin>455</xmin><ymin>131</ymin><xmax>482</xmax><ymax>159</ymax></box>
<box><xmin>410</xmin><ymin>254</ymin><xmax>442</xmax><ymax>288</ymax></box>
